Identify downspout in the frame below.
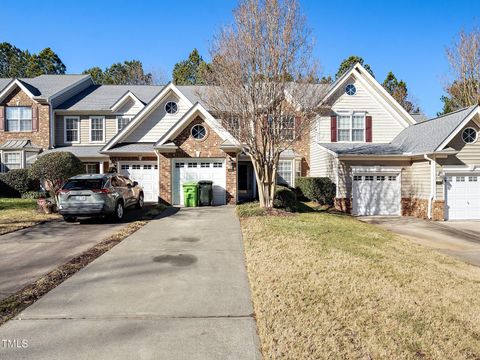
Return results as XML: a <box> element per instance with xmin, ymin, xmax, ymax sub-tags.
<box><xmin>424</xmin><ymin>154</ymin><xmax>436</xmax><ymax>219</ymax></box>
<box><xmin>154</xmin><ymin>149</ymin><xmax>161</xmax><ymax>203</ymax></box>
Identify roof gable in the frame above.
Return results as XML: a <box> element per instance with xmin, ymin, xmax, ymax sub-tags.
<box><xmin>322</xmin><ymin>63</ymin><xmax>416</xmax><ymax>128</ymax></box>
<box><xmin>110</xmin><ymin>90</ymin><xmax>145</xmax><ymax>112</ymax></box>
<box><xmin>0</xmin><ymin>79</ymin><xmax>38</xmax><ymax>103</ymax></box>
<box><xmin>155</xmin><ymin>102</ymin><xmax>240</xmax><ymax>148</ymax></box>
<box><xmin>102</xmin><ymin>83</ymin><xmax>194</xmax><ymax>151</ymax></box>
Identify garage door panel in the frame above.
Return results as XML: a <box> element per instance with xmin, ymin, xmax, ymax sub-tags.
<box><xmin>173</xmin><ymin>159</ymin><xmax>226</xmax><ymax>206</ymax></box>
<box><xmin>120</xmin><ymin>162</ymin><xmax>158</xmax><ymax>202</ymax></box>
<box><xmin>353</xmin><ymin>174</ymin><xmax>400</xmax><ymax>216</ymax></box>
<box><xmin>446</xmin><ymin>175</ymin><xmax>480</xmax><ymax>220</ymax></box>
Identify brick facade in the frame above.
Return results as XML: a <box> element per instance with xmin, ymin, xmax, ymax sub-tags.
<box><xmin>0</xmin><ymin>88</ymin><xmax>51</xmax><ymax>149</ymax></box>
<box><xmin>158</xmin><ymin>116</ymin><xmax>238</xmax><ymax>205</ymax></box>
<box><xmin>401</xmin><ymin>198</ymin><xmax>445</xmax><ymax>221</ymax></box>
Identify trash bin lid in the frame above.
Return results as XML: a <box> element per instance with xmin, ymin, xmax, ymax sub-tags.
<box><xmin>183</xmin><ymin>181</ymin><xmax>198</xmax><ymax>187</ymax></box>
<box><xmin>198</xmin><ymin>180</ymin><xmax>213</xmax><ymax>185</ymax></box>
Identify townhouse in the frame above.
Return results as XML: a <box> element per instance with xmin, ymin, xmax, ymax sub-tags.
<box><xmin>1</xmin><ymin>63</ymin><xmax>480</xmax><ymax>220</ymax></box>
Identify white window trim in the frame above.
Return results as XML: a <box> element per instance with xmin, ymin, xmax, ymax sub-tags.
<box><xmin>277</xmin><ymin>159</ymin><xmax>294</xmax><ymax>187</ymax></box>
<box><xmin>64</xmin><ymin>116</ymin><xmax>80</xmax><ymax>144</ymax></box>
<box><xmin>6</xmin><ymin>106</ymin><xmax>33</xmax><ymax>133</ymax></box>
<box><xmin>89</xmin><ymin>116</ymin><xmax>106</xmax><ymax>143</ymax></box>
<box><xmin>462</xmin><ymin>127</ymin><xmax>478</xmax><ymax>144</ymax></box>
<box><xmin>116</xmin><ymin>115</ymin><xmax>132</xmax><ymax>134</ymax></box>
<box><xmin>164</xmin><ymin>101</ymin><xmax>178</xmax><ymax>115</ymax></box>
<box><xmin>2</xmin><ymin>150</ymin><xmax>23</xmax><ymax>170</ymax></box>
<box><xmin>336</xmin><ymin>111</ymin><xmax>366</xmax><ymax>143</ymax></box>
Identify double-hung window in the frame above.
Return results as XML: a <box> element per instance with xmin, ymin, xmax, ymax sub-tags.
<box><xmin>277</xmin><ymin>160</ymin><xmax>293</xmax><ymax>186</ymax></box>
<box><xmin>6</xmin><ymin>107</ymin><xmax>32</xmax><ymax>132</ymax></box>
<box><xmin>337</xmin><ymin>113</ymin><xmax>365</xmax><ymax>142</ymax></box>
<box><xmin>65</xmin><ymin>116</ymin><xmax>80</xmax><ymax>143</ymax></box>
<box><xmin>116</xmin><ymin>116</ymin><xmax>131</xmax><ymax>133</ymax></box>
<box><xmin>280</xmin><ymin>116</ymin><xmax>295</xmax><ymax>140</ymax></box>
<box><xmin>3</xmin><ymin>152</ymin><xmax>21</xmax><ymax>171</ymax></box>
<box><xmin>90</xmin><ymin>116</ymin><xmax>105</xmax><ymax>142</ymax></box>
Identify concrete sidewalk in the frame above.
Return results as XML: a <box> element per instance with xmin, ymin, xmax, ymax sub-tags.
<box><xmin>0</xmin><ymin>206</ymin><xmax>261</xmax><ymax>360</ymax></box>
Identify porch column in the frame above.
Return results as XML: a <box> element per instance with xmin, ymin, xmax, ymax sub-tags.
<box><xmin>99</xmin><ymin>161</ymin><xmax>104</xmax><ymax>174</ymax></box>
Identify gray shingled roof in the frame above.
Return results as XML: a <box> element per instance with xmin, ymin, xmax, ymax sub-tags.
<box><xmin>104</xmin><ymin>143</ymin><xmax>155</xmax><ymax>153</ymax></box>
<box><xmin>319</xmin><ymin>106</ymin><xmax>479</xmax><ymax>156</ymax></box>
<box><xmin>391</xmin><ymin>105</ymin><xmax>478</xmax><ymax>154</ymax></box>
<box><xmin>56</xmin><ymin>85</ymin><xmax>164</xmax><ymax>111</ymax></box>
<box><xmin>410</xmin><ymin>113</ymin><xmax>429</xmax><ymax>123</ymax></box>
<box><xmin>41</xmin><ymin>146</ymin><xmax>106</xmax><ymax>158</ymax></box>
<box><xmin>319</xmin><ymin>143</ymin><xmax>404</xmax><ymax>155</ymax></box>
<box><xmin>0</xmin><ymin>139</ymin><xmax>42</xmax><ymax>150</ymax></box>
<box><xmin>0</xmin><ymin>75</ymin><xmax>91</xmax><ymax>99</ymax></box>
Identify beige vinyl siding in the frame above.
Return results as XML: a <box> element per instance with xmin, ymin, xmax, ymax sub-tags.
<box><xmin>55</xmin><ymin>115</ymin><xmax>117</xmax><ymax>146</ymax></box>
<box><xmin>115</xmin><ymin>97</ymin><xmax>144</xmax><ymax>117</ymax></box>
<box><xmin>435</xmin><ymin>163</ymin><xmax>445</xmax><ymax>200</ymax></box>
<box><xmin>317</xmin><ymin>75</ymin><xmax>407</xmax><ymax>143</ymax></box>
<box><xmin>125</xmin><ymin>94</ymin><xmax>189</xmax><ymax>143</ymax></box>
<box><xmin>442</xmin><ymin>121</ymin><xmax>480</xmax><ymax>166</ymax></box>
<box><xmin>309</xmin><ymin>142</ymin><xmax>337</xmax><ymax>178</ymax></box>
<box><xmin>402</xmin><ymin>160</ymin><xmax>431</xmax><ymax>199</ymax></box>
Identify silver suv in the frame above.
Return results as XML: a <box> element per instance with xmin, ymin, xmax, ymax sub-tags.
<box><xmin>58</xmin><ymin>174</ymin><xmax>144</xmax><ymax>222</ymax></box>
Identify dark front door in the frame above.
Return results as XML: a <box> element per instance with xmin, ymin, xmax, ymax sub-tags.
<box><xmin>238</xmin><ymin>162</ymin><xmax>256</xmax><ymax>201</ymax></box>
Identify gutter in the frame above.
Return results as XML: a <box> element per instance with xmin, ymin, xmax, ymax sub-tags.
<box><xmin>423</xmin><ymin>154</ymin><xmax>436</xmax><ymax>219</ymax></box>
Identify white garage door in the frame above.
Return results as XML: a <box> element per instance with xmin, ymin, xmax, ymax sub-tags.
<box><xmin>119</xmin><ymin>162</ymin><xmax>159</xmax><ymax>202</ymax></box>
<box><xmin>352</xmin><ymin>173</ymin><xmax>401</xmax><ymax>216</ymax></box>
<box><xmin>172</xmin><ymin>159</ymin><xmax>226</xmax><ymax>206</ymax></box>
<box><xmin>445</xmin><ymin>175</ymin><xmax>480</xmax><ymax>220</ymax></box>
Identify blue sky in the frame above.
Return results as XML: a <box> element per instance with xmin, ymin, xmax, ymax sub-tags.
<box><xmin>2</xmin><ymin>0</ymin><xmax>480</xmax><ymax>116</ymax></box>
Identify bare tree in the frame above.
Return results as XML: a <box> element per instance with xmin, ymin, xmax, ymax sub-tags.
<box><xmin>442</xmin><ymin>28</ymin><xmax>480</xmax><ymax>114</ymax></box>
<box><xmin>202</xmin><ymin>0</ymin><xmax>321</xmax><ymax>208</ymax></box>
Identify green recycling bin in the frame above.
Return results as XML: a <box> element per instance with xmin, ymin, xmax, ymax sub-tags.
<box><xmin>183</xmin><ymin>182</ymin><xmax>199</xmax><ymax>207</ymax></box>
<box><xmin>198</xmin><ymin>180</ymin><xmax>213</xmax><ymax>206</ymax></box>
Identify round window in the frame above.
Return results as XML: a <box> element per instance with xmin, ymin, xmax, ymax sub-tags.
<box><xmin>191</xmin><ymin>124</ymin><xmax>206</xmax><ymax>140</ymax></box>
<box><xmin>462</xmin><ymin>127</ymin><xmax>477</xmax><ymax>144</ymax></box>
<box><xmin>165</xmin><ymin>101</ymin><xmax>178</xmax><ymax>114</ymax></box>
<box><xmin>345</xmin><ymin>84</ymin><xmax>356</xmax><ymax>96</ymax></box>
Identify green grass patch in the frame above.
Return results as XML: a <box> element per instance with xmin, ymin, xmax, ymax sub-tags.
<box><xmin>0</xmin><ymin>198</ymin><xmax>37</xmax><ymax>211</ymax></box>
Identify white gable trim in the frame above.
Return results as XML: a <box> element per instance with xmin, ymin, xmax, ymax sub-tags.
<box><xmin>110</xmin><ymin>90</ymin><xmax>144</xmax><ymax>112</ymax></box>
<box><xmin>0</xmin><ymin>79</ymin><xmax>38</xmax><ymax>103</ymax></box>
<box><xmin>155</xmin><ymin>102</ymin><xmax>241</xmax><ymax>148</ymax></box>
<box><xmin>435</xmin><ymin>105</ymin><xmax>480</xmax><ymax>151</ymax></box>
<box><xmin>102</xmin><ymin>82</ymin><xmax>194</xmax><ymax>151</ymax></box>
<box><xmin>322</xmin><ymin>63</ymin><xmax>415</xmax><ymax>127</ymax></box>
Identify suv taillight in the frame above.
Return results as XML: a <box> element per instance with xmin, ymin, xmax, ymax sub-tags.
<box><xmin>92</xmin><ymin>188</ymin><xmax>112</xmax><ymax>194</ymax></box>
<box><xmin>58</xmin><ymin>189</ymin><xmax>70</xmax><ymax>194</ymax></box>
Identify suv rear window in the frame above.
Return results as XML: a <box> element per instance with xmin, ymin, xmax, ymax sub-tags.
<box><xmin>63</xmin><ymin>179</ymin><xmax>105</xmax><ymax>190</ymax></box>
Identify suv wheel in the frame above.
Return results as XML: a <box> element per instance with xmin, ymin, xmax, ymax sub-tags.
<box><xmin>114</xmin><ymin>201</ymin><xmax>124</xmax><ymax>221</ymax></box>
<box><xmin>136</xmin><ymin>193</ymin><xmax>144</xmax><ymax>209</ymax></box>
<box><xmin>63</xmin><ymin>216</ymin><xmax>77</xmax><ymax>223</ymax></box>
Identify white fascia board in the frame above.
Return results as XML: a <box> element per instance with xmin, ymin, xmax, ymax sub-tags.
<box><xmin>102</xmin><ymin>82</ymin><xmax>193</xmax><ymax>151</ymax></box>
<box><xmin>316</xmin><ymin>144</ymin><xmax>339</xmax><ymax>157</ymax></box>
<box><xmin>110</xmin><ymin>91</ymin><xmax>144</xmax><ymax>112</ymax></box>
<box><xmin>155</xmin><ymin>102</ymin><xmax>240</xmax><ymax>147</ymax></box>
<box><xmin>435</xmin><ymin>106</ymin><xmax>480</xmax><ymax>151</ymax></box>
<box><xmin>0</xmin><ymin>79</ymin><xmax>38</xmax><ymax>103</ymax></box>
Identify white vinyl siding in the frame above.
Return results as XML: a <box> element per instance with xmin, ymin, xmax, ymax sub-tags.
<box><xmin>90</xmin><ymin>116</ymin><xmax>105</xmax><ymax>142</ymax></box>
<box><xmin>315</xmin><ymin>76</ymin><xmax>407</xmax><ymax>143</ymax></box>
<box><xmin>64</xmin><ymin>116</ymin><xmax>80</xmax><ymax>143</ymax></box>
<box><xmin>401</xmin><ymin>160</ymin><xmax>431</xmax><ymax>199</ymax></box>
<box><xmin>6</xmin><ymin>107</ymin><xmax>32</xmax><ymax>132</ymax></box>
<box><xmin>124</xmin><ymin>94</ymin><xmax>189</xmax><ymax>143</ymax></box>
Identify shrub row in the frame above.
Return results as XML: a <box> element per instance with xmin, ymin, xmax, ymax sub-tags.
<box><xmin>0</xmin><ymin>169</ymin><xmax>40</xmax><ymax>198</ymax></box>
<box><xmin>295</xmin><ymin>177</ymin><xmax>335</xmax><ymax>205</ymax></box>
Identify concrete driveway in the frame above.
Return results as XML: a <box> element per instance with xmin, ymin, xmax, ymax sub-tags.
<box><xmin>0</xmin><ymin>206</ymin><xmax>261</xmax><ymax>360</ymax></box>
<box><xmin>361</xmin><ymin>216</ymin><xmax>480</xmax><ymax>266</ymax></box>
<box><xmin>0</xmin><ymin>206</ymin><xmax>153</xmax><ymax>301</ymax></box>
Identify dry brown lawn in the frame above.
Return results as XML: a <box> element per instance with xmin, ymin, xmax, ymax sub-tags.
<box><xmin>240</xmin><ymin>210</ymin><xmax>480</xmax><ymax>360</ymax></box>
<box><xmin>0</xmin><ymin>198</ymin><xmax>60</xmax><ymax>235</ymax></box>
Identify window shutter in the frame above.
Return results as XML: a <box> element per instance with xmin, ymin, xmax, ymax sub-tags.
<box><xmin>366</xmin><ymin>115</ymin><xmax>372</xmax><ymax>142</ymax></box>
<box><xmin>330</xmin><ymin>115</ymin><xmax>337</xmax><ymax>142</ymax></box>
<box><xmin>32</xmin><ymin>105</ymin><xmax>38</xmax><ymax>132</ymax></box>
<box><xmin>0</xmin><ymin>106</ymin><xmax>4</xmax><ymax>131</ymax></box>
